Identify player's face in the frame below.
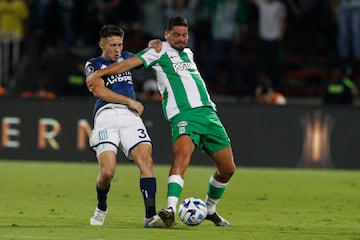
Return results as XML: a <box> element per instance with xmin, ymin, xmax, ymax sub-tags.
<box><xmin>100</xmin><ymin>36</ymin><xmax>123</xmax><ymax>61</ymax></box>
<box><xmin>165</xmin><ymin>26</ymin><xmax>188</xmax><ymax>51</ymax></box>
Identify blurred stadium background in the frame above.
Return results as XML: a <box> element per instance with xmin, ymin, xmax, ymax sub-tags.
<box><xmin>0</xmin><ymin>0</ymin><xmax>359</xmax><ymax>169</ymax></box>
<box><xmin>1</xmin><ymin>1</ymin><xmax>359</xmax><ymax>102</ymax></box>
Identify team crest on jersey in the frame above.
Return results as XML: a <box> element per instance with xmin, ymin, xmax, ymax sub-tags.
<box><xmin>179</xmin><ymin>127</ymin><xmax>185</xmax><ymax>134</ymax></box>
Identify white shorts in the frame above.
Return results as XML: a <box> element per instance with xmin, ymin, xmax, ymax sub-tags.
<box><xmin>89</xmin><ymin>104</ymin><xmax>152</xmax><ymax>160</ymax></box>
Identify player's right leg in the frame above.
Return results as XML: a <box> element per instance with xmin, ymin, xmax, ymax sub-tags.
<box><xmin>90</xmin><ymin>207</ymin><xmax>108</xmax><ymax>226</ymax></box>
<box><xmin>90</xmin><ymin>147</ymin><xmax>117</xmax><ymax>226</ymax></box>
<box><xmin>159</xmin><ymin>135</ymin><xmax>194</xmax><ymax>227</ymax></box>
<box><xmin>89</xmin><ymin>107</ymin><xmax>124</xmax><ymax>225</ymax></box>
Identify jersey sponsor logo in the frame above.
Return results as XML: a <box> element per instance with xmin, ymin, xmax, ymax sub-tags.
<box><xmin>172</xmin><ymin>62</ymin><xmax>196</xmax><ymax>73</ymax></box>
<box><xmin>177</xmin><ymin>121</ymin><xmax>188</xmax><ymax>127</ymax></box>
<box><xmin>105</xmin><ymin>72</ymin><xmax>133</xmax><ymax>86</ymax></box>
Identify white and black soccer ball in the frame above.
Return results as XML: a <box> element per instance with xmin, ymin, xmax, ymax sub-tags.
<box><xmin>178</xmin><ymin>197</ymin><xmax>208</xmax><ymax>226</ymax></box>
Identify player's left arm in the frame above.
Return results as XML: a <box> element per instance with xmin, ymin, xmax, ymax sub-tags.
<box><xmin>89</xmin><ymin>78</ymin><xmax>144</xmax><ymax>115</ymax></box>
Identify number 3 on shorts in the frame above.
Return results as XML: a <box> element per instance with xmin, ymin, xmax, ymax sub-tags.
<box><xmin>137</xmin><ymin>128</ymin><xmax>147</xmax><ymax>139</ymax></box>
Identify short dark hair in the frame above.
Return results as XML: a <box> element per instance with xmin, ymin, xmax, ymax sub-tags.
<box><xmin>166</xmin><ymin>17</ymin><xmax>188</xmax><ymax>31</ymax></box>
<box><xmin>100</xmin><ymin>25</ymin><xmax>124</xmax><ymax>39</ymax></box>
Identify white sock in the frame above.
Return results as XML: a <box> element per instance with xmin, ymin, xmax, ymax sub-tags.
<box><xmin>205</xmin><ymin>195</ymin><xmax>217</xmax><ymax>214</ymax></box>
<box><xmin>206</xmin><ymin>176</ymin><xmax>228</xmax><ymax>215</ymax></box>
<box><xmin>168</xmin><ymin>196</ymin><xmax>178</xmax><ymax>214</ymax></box>
<box><xmin>167</xmin><ymin>175</ymin><xmax>184</xmax><ymax>214</ymax></box>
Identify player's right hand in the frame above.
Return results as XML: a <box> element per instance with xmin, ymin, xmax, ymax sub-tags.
<box><xmin>148</xmin><ymin>39</ymin><xmax>162</xmax><ymax>53</ymax></box>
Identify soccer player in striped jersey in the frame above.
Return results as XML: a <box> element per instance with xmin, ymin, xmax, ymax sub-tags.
<box><xmin>86</xmin><ymin>17</ymin><xmax>236</xmax><ymax>227</ymax></box>
<box><xmin>85</xmin><ymin>25</ymin><xmax>165</xmax><ymax>228</ymax></box>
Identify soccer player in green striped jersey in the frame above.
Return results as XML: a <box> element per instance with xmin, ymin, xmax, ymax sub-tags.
<box><xmin>86</xmin><ymin>17</ymin><xmax>236</xmax><ymax>227</ymax></box>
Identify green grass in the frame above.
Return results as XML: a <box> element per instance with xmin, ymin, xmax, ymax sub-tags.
<box><xmin>0</xmin><ymin>160</ymin><xmax>359</xmax><ymax>240</ymax></box>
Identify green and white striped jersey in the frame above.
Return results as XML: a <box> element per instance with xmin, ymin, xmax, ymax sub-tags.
<box><xmin>136</xmin><ymin>42</ymin><xmax>216</xmax><ymax>121</ymax></box>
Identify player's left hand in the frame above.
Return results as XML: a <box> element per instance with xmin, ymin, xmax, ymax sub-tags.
<box><xmin>128</xmin><ymin>99</ymin><xmax>144</xmax><ymax>116</ymax></box>
<box><xmin>148</xmin><ymin>39</ymin><xmax>162</xmax><ymax>53</ymax></box>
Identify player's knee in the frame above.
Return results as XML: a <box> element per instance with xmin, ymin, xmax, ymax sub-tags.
<box><xmin>224</xmin><ymin>169</ymin><xmax>235</xmax><ymax>180</ymax></box>
<box><xmin>218</xmin><ymin>164</ymin><xmax>236</xmax><ymax>182</ymax></box>
<box><xmin>101</xmin><ymin>168</ymin><xmax>115</xmax><ymax>181</ymax></box>
<box><xmin>228</xmin><ymin>162</ymin><xmax>237</xmax><ymax>175</ymax></box>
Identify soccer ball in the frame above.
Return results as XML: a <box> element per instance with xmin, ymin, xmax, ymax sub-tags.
<box><xmin>178</xmin><ymin>197</ymin><xmax>208</xmax><ymax>226</ymax></box>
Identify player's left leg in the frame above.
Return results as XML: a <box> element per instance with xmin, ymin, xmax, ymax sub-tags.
<box><xmin>206</xmin><ymin>146</ymin><xmax>236</xmax><ymax>226</ymax></box>
<box><xmin>131</xmin><ymin>143</ymin><xmax>165</xmax><ymax>228</ymax></box>
<box><xmin>200</xmin><ymin>109</ymin><xmax>236</xmax><ymax>226</ymax></box>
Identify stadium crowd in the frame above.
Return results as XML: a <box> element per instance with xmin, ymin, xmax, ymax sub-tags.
<box><xmin>0</xmin><ymin>0</ymin><xmax>358</xmax><ymax>105</ymax></box>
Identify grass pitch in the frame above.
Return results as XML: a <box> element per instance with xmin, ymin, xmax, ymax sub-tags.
<box><xmin>0</xmin><ymin>160</ymin><xmax>359</xmax><ymax>240</ymax></box>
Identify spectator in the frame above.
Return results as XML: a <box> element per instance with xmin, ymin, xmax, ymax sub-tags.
<box><xmin>250</xmin><ymin>0</ymin><xmax>287</xmax><ymax>88</ymax></box>
<box><xmin>105</xmin><ymin>0</ymin><xmax>142</xmax><ymax>50</ymax></box>
<box><xmin>204</xmin><ymin>0</ymin><xmax>247</xmax><ymax>85</ymax></box>
<box><xmin>115</xmin><ymin>0</ymin><xmax>142</xmax><ymax>32</ymax></box>
<box><xmin>0</xmin><ymin>86</ymin><xmax>5</xmax><ymax>96</ymax></box>
<box><xmin>0</xmin><ymin>0</ymin><xmax>29</xmax><ymax>95</ymax></box>
<box><xmin>81</xmin><ymin>0</ymin><xmax>122</xmax><ymax>46</ymax></box>
<box><xmin>323</xmin><ymin>66</ymin><xmax>357</xmax><ymax>106</ymax></box>
<box><xmin>286</xmin><ymin>0</ymin><xmax>324</xmax><ymax>60</ymax></box>
<box><xmin>140</xmin><ymin>0</ymin><xmax>167</xmax><ymax>44</ymax></box>
<box><xmin>31</xmin><ymin>0</ymin><xmax>75</xmax><ymax>48</ymax></box>
<box><xmin>20</xmin><ymin>48</ymin><xmax>87</xmax><ymax>99</ymax></box>
<box><xmin>331</xmin><ymin>0</ymin><xmax>360</xmax><ymax>70</ymax></box>
<box><xmin>92</xmin><ymin>0</ymin><xmax>121</xmax><ymax>24</ymax></box>
<box><xmin>254</xmin><ymin>70</ymin><xmax>287</xmax><ymax>105</ymax></box>
<box><xmin>191</xmin><ymin>0</ymin><xmax>212</xmax><ymax>65</ymax></box>
<box><xmin>57</xmin><ymin>0</ymin><xmax>75</xmax><ymax>47</ymax></box>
